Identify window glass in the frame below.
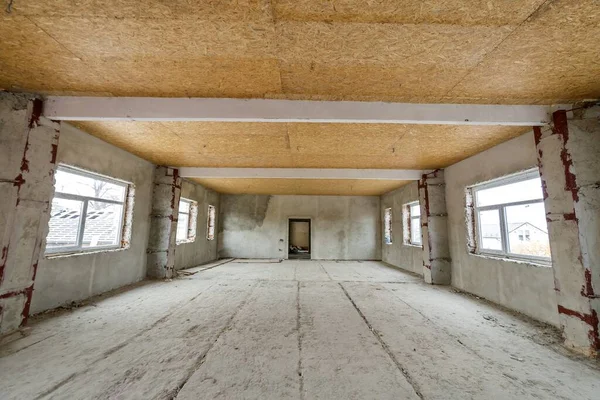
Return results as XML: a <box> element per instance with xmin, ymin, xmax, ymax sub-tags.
<box><xmin>82</xmin><ymin>201</ymin><xmax>123</xmax><ymax>248</ymax></box>
<box><xmin>506</xmin><ymin>203</ymin><xmax>550</xmax><ymax>258</ymax></box>
<box><xmin>176</xmin><ymin>212</ymin><xmax>190</xmax><ymax>242</ymax></box>
<box><xmin>384</xmin><ymin>208</ymin><xmax>392</xmax><ymax>244</ymax></box>
<box><xmin>54</xmin><ymin>168</ymin><xmax>126</xmax><ymax>202</ymax></box>
<box><xmin>179</xmin><ymin>200</ymin><xmax>190</xmax><ymax>214</ymax></box>
<box><xmin>45</xmin><ymin>165</ymin><xmax>130</xmax><ymax>255</ymax></box>
<box><xmin>46</xmin><ymin>198</ymin><xmax>83</xmax><ymax>250</ymax></box>
<box><xmin>410</xmin><ymin>217</ymin><xmax>421</xmax><ymax>244</ymax></box>
<box><xmin>177</xmin><ymin>198</ymin><xmax>196</xmax><ymax>243</ymax></box>
<box><xmin>470</xmin><ymin>169</ymin><xmax>550</xmax><ymax>263</ymax></box>
<box><xmin>478</xmin><ymin>209</ymin><xmax>502</xmax><ymax>251</ymax></box>
<box><xmin>476</xmin><ymin>178</ymin><xmax>543</xmax><ymax>207</ymax></box>
<box><xmin>207</xmin><ymin>205</ymin><xmax>216</xmax><ymax>241</ymax></box>
<box><xmin>404</xmin><ymin>201</ymin><xmax>421</xmax><ymax>246</ymax></box>
<box><xmin>410</xmin><ymin>203</ymin><xmax>421</xmax><ymax>217</ymax></box>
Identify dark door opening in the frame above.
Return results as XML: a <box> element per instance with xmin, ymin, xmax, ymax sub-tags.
<box><xmin>288</xmin><ymin>219</ymin><xmax>311</xmax><ymax>260</ymax></box>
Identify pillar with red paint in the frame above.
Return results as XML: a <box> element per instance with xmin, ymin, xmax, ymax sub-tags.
<box><xmin>535</xmin><ymin>106</ymin><xmax>600</xmax><ymax>356</ymax></box>
<box><xmin>0</xmin><ymin>93</ymin><xmax>60</xmax><ymax>335</ymax></box>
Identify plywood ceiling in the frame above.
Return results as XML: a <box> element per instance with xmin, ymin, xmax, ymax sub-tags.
<box><xmin>2</xmin><ymin>0</ymin><xmax>597</xmax><ymax>195</ymax></box>
<box><xmin>71</xmin><ymin>120</ymin><xmax>528</xmax><ymax>194</ymax></box>
<box><xmin>189</xmin><ymin>178</ymin><xmax>411</xmax><ymax>197</ymax></box>
<box><xmin>0</xmin><ymin>0</ymin><xmax>599</xmax><ymax>103</ymax></box>
<box><xmin>72</xmin><ymin>121</ymin><xmax>528</xmax><ymax>170</ymax></box>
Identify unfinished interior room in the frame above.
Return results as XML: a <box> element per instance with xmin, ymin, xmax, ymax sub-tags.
<box><xmin>1</xmin><ymin>0</ymin><xmax>600</xmax><ymax>399</ymax></box>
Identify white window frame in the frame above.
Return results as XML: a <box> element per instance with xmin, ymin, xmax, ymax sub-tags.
<box><xmin>405</xmin><ymin>201</ymin><xmax>422</xmax><ymax>246</ymax></box>
<box><xmin>384</xmin><ymin>207</ymin><xmax>393</xmax><ymax>245</ymax></box>
<box><xmin>46</xmin><ymin>165</ymin><xmax>129</xmax><ymax>256</ymax></box>
<box><xmin>471</xmin><ymin>168</ymin><xmax>551</xmax><ymax>265</ymax></box>
<box><xmin>176</xmin><ymin>197</ymin><xmax>197</xmax><ymax>244</ymax></box>
<box><xmin>206</xmin><ymin>205</ymin><xmax>216</xmax><ymax>241</ymax></box>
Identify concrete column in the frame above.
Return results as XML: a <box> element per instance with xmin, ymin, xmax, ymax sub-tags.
<box><xmin>535</xmin><ymin>106</ymin><xmax>600</xmax><ymax>356</ymax></box>
<box><xmin>418</xmin><ymin>170</ymin><xmax>451</xmax><ymax>285</ymax></box>
<box><xmin>0</xmin><ymin>93</ymin><xmax>60</xmax><ymax>335</ymax></box>
<box><xmin>146</xmin><ymin>166</ymin><xmax>181</xmax><ymax>279</ymax></box>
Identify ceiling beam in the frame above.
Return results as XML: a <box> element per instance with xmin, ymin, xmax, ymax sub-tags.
<box><xmin>43</xmin><ymin>96</ymin><xmax>552</xmax><ymax>126</ymax></box>
<box><xmin>177</xmin><ymin>168</ymin><xmax>427</xmax><ymax>181</ymax></box>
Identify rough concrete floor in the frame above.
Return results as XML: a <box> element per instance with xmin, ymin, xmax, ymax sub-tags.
<box><xmin>0</xmin><ymin>260</ymin><xmax>599</xmax><ymax>399</ymax></box>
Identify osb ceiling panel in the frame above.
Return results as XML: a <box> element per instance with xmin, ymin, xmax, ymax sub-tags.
<box><xmin>1</xmin><ymin>0</ymin><xmax>599</xmax><ymax>103</ymax></box>
<box><xmin>72</xmin><ymin>121</ymin><xmax>528</xmax><ymax>171</ymax></box>
<box><xmin>190</xmin><ymin>178</ymin><xmax>411</xmax><ymax>196</ymax></box>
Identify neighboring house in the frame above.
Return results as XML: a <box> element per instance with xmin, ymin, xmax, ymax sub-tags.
<box><xmin>47</xmin><ymin>205</ymin><xmax>120</xmax><ymax>247</ymax></box>
<box><xmin>480</xmin><ymin>221</ymin><xmax>550</xmax><ymax>257</ymax></box>
<box><xmin>507</xmin><ymin>222</ymin><xmax>547</xmax><ymax>243</ymax></box>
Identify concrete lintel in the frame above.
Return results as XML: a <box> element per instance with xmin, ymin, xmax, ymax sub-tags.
<box><xmin>178</xmin><ymin>168</ymin><xmax>428</xmax><ymax>181</ymax></box>
<box><xmin>43</xmin><ymin>96</ymin><xmax>554</xmax><ymax>126</ymax></box>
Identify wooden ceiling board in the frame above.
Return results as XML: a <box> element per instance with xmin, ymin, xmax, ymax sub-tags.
<box><xmin>279</xmin><ymin>62</ymin><xmax>464</xmax><ymax>102</ymax></box>
<box><xmin>30</xmin><ymin>17</ymin><xmax>277</xmax><ymax>61</ymax></box>
<box><xmin>276</xmin><ymin>22</ymin><xmax>511</xmax><ymax>68</ymax></box>
<box><xmin>449</xmin><ymin>0</ymin><xmax>600</xmax><ymax>102</ymax></box>
<box><xmin>273</xmin><ymin>0</ymin><xmax>548</xmax><ymax>26</ymax></box>
<box><xmin>12</xmin><ymin>0</ymin><xmax>273</xmax><ymax>20</ymax></box>
<box><xmin>72</xmin><ymin>121</ymin><xmax>528</xmax><ymax>171</ymax></box>
<box><xmin>3</xmin><ymin>1</ymin><xmax>599</xmax><ymax>103</ymax></box>
<box><xmin>190</xmin><ymin>178</ymin><xmax>411</xmax><ymax>196</ymax></box>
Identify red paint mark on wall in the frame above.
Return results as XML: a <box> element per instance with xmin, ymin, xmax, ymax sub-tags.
<box><xmin>558</xmin><ymin>305</ymin><xmax>600</xmax><ymax>351</ymax></box>
<box><xmin>0</xmin><ymin>245</ymin><xmax>7</xmax><ymax>285</ymax></box>
<box><xmin>50</xmin><ymin>143</ymin><xmax>58</xmax><ymax>164</ymax></box>
<box><xmin>581</xmin><ymin>269</ymin><xmax>595</xmax><ymax>298</ymax></box>
<box><xmin>13</xmin><ymin>174</ymin><xmax>25</xmax><ymax>188</ymax></box>
<box><xmin>533</xmin><ymin>126</ymin><xmax>543</xmax><ymax>145</ymax></box>
<box><xmin>563</xmin><ymin>213</ymin><xmax>578</xmax><ymax>221</ymax></box>
<box><xmin>28</xmin><ymin>98</ymin><xmax>43</xmax><ymax>129</ymax></box>
<box><xmin>552</xmin><ymin>111</ymin><xmax>579</xmax><ymax>203</ymax></box>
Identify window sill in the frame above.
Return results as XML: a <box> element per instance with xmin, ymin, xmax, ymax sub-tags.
<box><xmin>45</xmin><ymin>246</ymin><xmax>128</xmax><ymax>259</ymax></box>
<box><xmin>176</xmin><ymin>239</ymin><xmax>196</xmax><ymax>245</ymax></box>
<box><xmin>403</xmin><ymin>243</ymin><xmax>423</xmax><ymax>249</ymax></box>
<box><xmin>470</xmin><ymin>252</ymin><xmax>551</xmax><ymax>268</ymax></box>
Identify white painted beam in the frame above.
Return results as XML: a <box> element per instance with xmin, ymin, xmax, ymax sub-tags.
<box><xmin>178</xmin><ymin>168</ymin><xmax>428</xmax><ymax>181</ymax></box>
<box><xmin>43</xmin><ymin>96</ymin><xmax>552</xmax><ymax>126</ymax></box>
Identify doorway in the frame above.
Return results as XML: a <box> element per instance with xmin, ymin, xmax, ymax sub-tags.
<box><xmin>288</xmin><ymin>219</ymin><xmax>311</xmax><ymax>260</ymax></box>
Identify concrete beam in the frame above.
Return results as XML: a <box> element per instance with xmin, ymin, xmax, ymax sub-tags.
<box><xmin>44</xmin><ymin>96</ymin><xmax>553</xmax><ymax>126</ymax></box>
<box><xmin>178</xmin><ymin>168</ymin><xmax>428</xmax><ymax>181</ymax></box>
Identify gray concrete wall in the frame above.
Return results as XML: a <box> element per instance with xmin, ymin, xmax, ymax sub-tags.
<box><xmin>219</xmin><ymin>195</ymin><xmax>381</xmax><ymax>260</ymax></box>
<box><xmin>174</xmin><ymin>180</ymin><xmax>220</xmax><ymax>270</ymax></box>
<box><xmin>380</xmin><ymin>183</ymin><xmax>423</xmax><ymax>275</ymax></box>
<box><xmin>31</xmin><ymin>123</ymin><xmax>154</xmax><ymax>314</ymax></box>
<box><xmin>445</xmin><ymin>132</ymin><xmax>559</xmax><ymax>326</ymax></box>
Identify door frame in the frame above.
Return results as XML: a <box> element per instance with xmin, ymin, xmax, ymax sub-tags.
<box><xmin>286</xmin><ymin>217</ymin><xmax>312</xmax><ymax>260</ymax></box>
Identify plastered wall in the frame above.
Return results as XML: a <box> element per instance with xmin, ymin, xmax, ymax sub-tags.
<box><xmin>380</xmin><ymin>182</ymin><xmax>423</xmax><ymax>275</ymax></box>
<box><xmin>445</xmin><ymin>132</ymin><xmax>559</xmax><ymax>326</ymax></box>
<box><xmin>174</xmin><ymin>180</ymin><xmax>220</xmax><ymax>270</ymax></box>
<box><xmin>219</xmin><ymin>195</ymin><xmax>381</xmax><ymax>260</ymax></box>
<box><xmin>31</xmin><ymin>123</ymin><xmax>154</xmax><ymax>313</ymax></box>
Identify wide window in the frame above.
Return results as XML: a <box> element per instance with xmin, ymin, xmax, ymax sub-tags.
<box><xmin>46</xmin><ymin>165</ymin><xmax>130</xmax><ymax>255</ymax></box>
<box><xmin>470</xmin><ymin>169</ymin><xmax>551</xmax><ymax>263</ymax></box>
<box><xmin>384</xmin><ymin>208</ymin><xmax>392</xmax><ymax>244</ymax></box>
<box><xmin>206</xmin><ymin>205</ymin><xmax>216</xmax><ymax>241</ymax></box>
<box><xmin>176</xmin><ymin>198</ymin><xmax>197</xmax><ymax>243</ymax></box>
<box><xmin>404</xmin><ymin>201</ymin><xmax>422</xmax><ymax>246</ymax></box>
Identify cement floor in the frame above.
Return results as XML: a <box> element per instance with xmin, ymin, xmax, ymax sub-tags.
<box><xmin>0</xmin><ymin>260</ymin><xmax>599</xmax><ymax>399</ymax></box>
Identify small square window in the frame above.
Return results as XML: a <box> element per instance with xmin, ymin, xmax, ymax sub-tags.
<box><xmin>177</xmin><ymin>198</ymin><xmax>197</xmax><ymax>243</ymax></box>
<box><xmin>45</xmin><ymin>165</ymin><xmax>132</xmax><ymax>255</ymax></box>
<box><xmin>403</xmin><ymin>201</ymin><xmax>422</xmax><ymax>246</ymax></box>
<box><xmin>468</xmin><ymin>169</ymin><xmax>551</xmax><ymax>264</ymax></box>
<box><xmin>384</xmin><ymin>208</ymin><xmax>392</xmax><ymax>245</ymax></box>
<box><xmin>207</xmin><ymin>205</ymin><xmax>216</xmax><ymax>241</ymax></box>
